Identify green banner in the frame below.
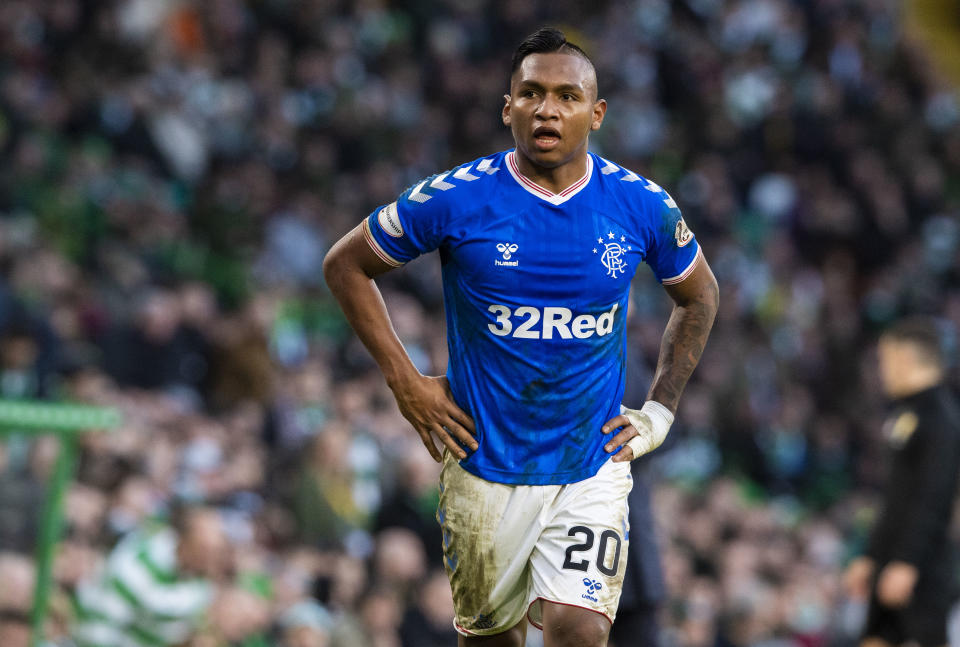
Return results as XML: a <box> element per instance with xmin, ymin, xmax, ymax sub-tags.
<box><xmin>0</xmin><ymin>400</ymin><xmax>121</xmax><ymax>646</ymax></box>
<box><xmin>0</xmin><ymin>400</ymin><xmax>121</xmax><ymax>432</ymax></box>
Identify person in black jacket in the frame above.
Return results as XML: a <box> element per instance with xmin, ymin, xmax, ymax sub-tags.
<box><xmin>843</xmin><ymin>316</ymin><xmax>960</xmax><ymax>647</ymax></box>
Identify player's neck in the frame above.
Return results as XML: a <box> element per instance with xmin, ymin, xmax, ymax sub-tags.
<box><xmin>513</xmin><ymin>149</ymin><xmax>589</xmax><ymax>195</ymax></box>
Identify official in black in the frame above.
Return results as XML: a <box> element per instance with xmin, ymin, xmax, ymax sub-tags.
<box><xmin>844</xmin><ymin>317</ymin><xmax>960</xmax><ymax>647</ymax></box>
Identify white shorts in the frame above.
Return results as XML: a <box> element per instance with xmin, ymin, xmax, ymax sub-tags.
<box><xmin>436</xmin><ymin>452</ymin><xmax>632</xmax><ymax>636</ymax></box>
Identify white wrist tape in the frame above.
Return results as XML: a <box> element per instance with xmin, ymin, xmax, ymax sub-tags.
<box><xmin>623</xmin><ymin>401</ymin><xmax>674</xmax><ymax>459</ymax></box>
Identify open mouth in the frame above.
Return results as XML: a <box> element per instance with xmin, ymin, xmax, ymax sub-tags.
<box><xmin>533</xmin><ymin>126</ymin><xmax>561</xmax><ymax>148</ymax></box>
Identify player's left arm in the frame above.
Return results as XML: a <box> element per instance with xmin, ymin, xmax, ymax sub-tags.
<box><xmin>647</xmin><ymin>256</ymin><xmax>719</xmax><ymax>410</ymax></box>
<box><xmin>603</xmin><ymin>255</ymin><xmax>719</xmax><ymax>462</ymax></box>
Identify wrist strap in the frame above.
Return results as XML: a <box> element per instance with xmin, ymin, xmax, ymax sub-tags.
<box><xmin>641</xmin><ymin>400</ymin><xmax>674</xmax><ymax>429</ymax></box>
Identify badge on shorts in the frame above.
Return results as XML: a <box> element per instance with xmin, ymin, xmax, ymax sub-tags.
<box><xmin>675</xmin><ymin>218</ymin><xmax>693</xmax><ymax>247</ymax></box>
<box><xmin>377</xmin><ymin>201</ymin><xmax>403</xmax><ymax>237</ymax></box>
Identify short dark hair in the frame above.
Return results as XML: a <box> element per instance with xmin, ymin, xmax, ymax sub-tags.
<box><xmin>511</xmin><ymin>27</ymin><xmax>593</xmax><ymax>76</ymax></box>
<box><xmin>881</xmin><ymin>316</ymin><xmax>945</xmax><ymax>368</ymax></box>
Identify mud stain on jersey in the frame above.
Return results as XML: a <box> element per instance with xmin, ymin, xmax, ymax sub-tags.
<box><xmin>520</xmin><ymin>377</ymin><xmax>547</xmax><ymax>401</ymax></box>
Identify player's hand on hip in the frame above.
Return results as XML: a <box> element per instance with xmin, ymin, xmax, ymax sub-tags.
<box><xmin>389</xmin><ymin>374</ymin><xmax>477</xmax><ymax>462</ymax></box>
<box><xmin>602</xmin><ymin>401</ymin><xmax>673</xmax><ymax>462</ymax></box>
<box><xmin>877</xmin><ymin>561</ymin><xmax>918</xmax><ymax>608</ymax></box>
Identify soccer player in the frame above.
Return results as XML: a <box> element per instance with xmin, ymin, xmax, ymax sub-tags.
<box><xmin>324</xmin><ymin>27</ymin><xmax>719</xmax><ymax>647</ymax></box>
<box><xmin>843</xmin><ymin>317</ymin><xmax>960</xmax><ymax>647</ymax></box>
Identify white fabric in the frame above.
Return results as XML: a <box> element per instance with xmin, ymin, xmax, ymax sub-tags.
<box><xmin>109</xmin><ymin>531</ymin><xmax>211</xmax><ymax>620</ymax></box>
<box><xmin>438</xmin><ymin>454</ymin><xmax>632</xmax><ymax>636</ymax></box>
<box><xmin>623</xmin><ymin>400</ymin><xmax>674</xmax><ymax>459</ymax></box>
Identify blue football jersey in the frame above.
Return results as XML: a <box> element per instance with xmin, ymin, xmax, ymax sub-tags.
<box><xmin>364</xmin><ymin>150</ymin><xmax>700</xmax><ymax>485</ymax></box>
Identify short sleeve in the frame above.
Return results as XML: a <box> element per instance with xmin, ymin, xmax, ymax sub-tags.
<box><xmin>363</xmin><ymin>174</ymin><xmax>450</xmax><ymax>266</ymax></box>
<box><xmin>642</xmin><ymin>185</ymin><xmax>701</xmax><ymax>285</ymax></box>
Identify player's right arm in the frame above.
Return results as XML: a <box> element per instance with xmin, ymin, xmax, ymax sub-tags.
<box><xmin>322</xmin><ymin>225</ymin><xmax>477</xmax><ymax>462</ymax></box>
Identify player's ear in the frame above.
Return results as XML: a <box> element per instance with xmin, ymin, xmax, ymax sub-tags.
<box><xmin>591</xmin><ymin>98</ymin><xmax>607</xmax><ymax>131</ymax></box>
<box><xmin>502</xmin><ymin>94</ymin><xmax>511</xmax><ymax>126</ymax></box>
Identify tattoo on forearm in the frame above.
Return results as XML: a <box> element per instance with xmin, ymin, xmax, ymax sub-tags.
<box><xmin>648</xmin><ymin>288</ymin><xmax>718</xmax><ymax>411</ymax></box>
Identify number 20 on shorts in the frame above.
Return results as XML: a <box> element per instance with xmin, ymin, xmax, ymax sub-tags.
<box><xmin>562</xmin><ymin>526</ymin><xmax>622</xmax><ymax>576</ymax></box>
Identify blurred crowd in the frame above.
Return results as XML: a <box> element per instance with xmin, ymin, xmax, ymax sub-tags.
<box><xmin>1</xmin><ymin>0</ymin><xmax>959</xmax><ymax>645</ymax></box>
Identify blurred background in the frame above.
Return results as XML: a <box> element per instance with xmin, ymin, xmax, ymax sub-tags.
<box><xmin>1</xmin><ymin>0</ymin><xmax>960</xmax><ymax>646</ymax></box>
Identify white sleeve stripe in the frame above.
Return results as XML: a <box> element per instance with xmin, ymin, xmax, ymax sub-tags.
<box><xmin>661</xmin><ymin>247</ymin><xmax>703</xmax><ymax>285</ymax></box>
<box><xmin>362</xmin><ymin>219</ymin><xmax>404</xmax><ymax>267</ymax></box>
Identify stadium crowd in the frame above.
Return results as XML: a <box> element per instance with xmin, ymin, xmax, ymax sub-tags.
<box><xmin>1</xmin><ymin>0</ymin><xmax>959</xmax><ymax>645</ymax></box>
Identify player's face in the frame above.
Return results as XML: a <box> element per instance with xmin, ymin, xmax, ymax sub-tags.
<box><xmin>503</xmin><ymin>53</ymin><xmax>606</xmax><ymax>170</ymax></box>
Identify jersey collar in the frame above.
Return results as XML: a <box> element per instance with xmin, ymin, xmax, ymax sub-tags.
<box><xmin>505</xmin><ymin>150</ymin><xmax>593</xmax><ymax>205</ymax></box>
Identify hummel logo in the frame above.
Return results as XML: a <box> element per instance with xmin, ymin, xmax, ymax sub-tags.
<box><xmin>495</xmin><ymin>243</ymin><xmax>519</xmax><ymax>267</ymax></box>
<box><xmin>496</xmin><ymin>243</ymin><xmax>518</xmax><ymax>260</ymax></box>
<box><xmin>581</xmin><ymin>577</ymin><xmax>602</xmax><ymax>603</ymax></box>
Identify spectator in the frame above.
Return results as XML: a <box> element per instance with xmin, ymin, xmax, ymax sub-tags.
<box><xmin>0</xmin><ymin>552</ymin><xmax>36</xmax><ymax>619</ymax></box>
<box><xmin>398</xmin><ymin>569</ymin><xmax>458</xmax><ymax>647</ymax></box>
<box><xmin>294</xmin><ymin>422</ymin><xmax>371</xmax><ymax>549</ymax></box>
<box><xmin>374</xmin><ymin>446</ymin><xmax>442</xmax><ymax>565</ymax></box>
<box><xmin>71</xmin><ymin>506</ymin><xmax>228</xmax><ymax>647</ymax></box>
<box><xmin>0</xmin><ymin>611</ymin><xmax>31</xmax><ymax>647</ymax></box>
<box><xmin>277</xmin><ymin>600</ymin><xmax>332</xmax><ymax>647</ymax></box>
<box><xmin>202</xmin><ymin>586</ymin><xmax>272</xmax><ymax>646</ymax></box>
<box><xmin>102</xmin><ymin>289</ymin><xmax>211</xmax><ymax>408</ymax></box>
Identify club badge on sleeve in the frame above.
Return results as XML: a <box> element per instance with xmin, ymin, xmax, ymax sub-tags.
<box><xmin>378</xmin><ymin>201</ymin><xmax>403</xmax><ymax>237</ymax></box>
<box><xmin>675</xmin><ymin>218</ymin><xmax>693</xmax><ymax>247</ymax></box>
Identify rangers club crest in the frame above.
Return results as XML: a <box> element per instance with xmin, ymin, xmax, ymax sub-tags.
<box><xmin>593</xmin><ymin>231</ymin><xmax>631</xmax><ymax>278</ymax></box>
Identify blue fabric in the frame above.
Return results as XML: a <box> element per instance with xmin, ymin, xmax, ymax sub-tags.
<box><xmin>366</xmin><ymin>150</ymin><xmax>699</xmax><ymax>485</ymax></box>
